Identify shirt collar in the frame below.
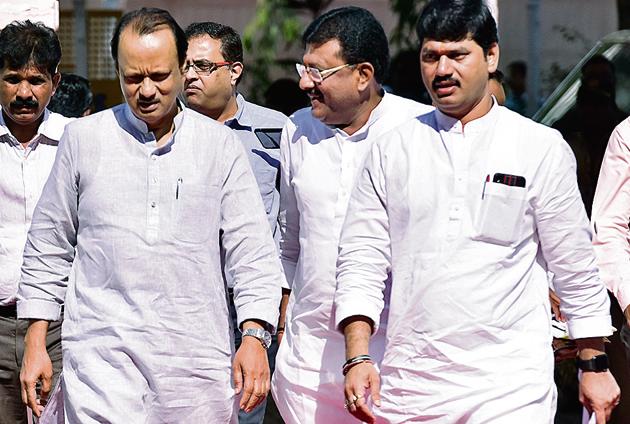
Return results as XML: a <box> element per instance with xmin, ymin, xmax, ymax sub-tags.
<box><xmin>0</xmin><ymin>108</ymin><xmax>66</xmax><ymax>146</ymax></box>
<box><xmin>224</xmin><ymin>93</ymin><xmax>249</xmax><ymax>128</ymax></box>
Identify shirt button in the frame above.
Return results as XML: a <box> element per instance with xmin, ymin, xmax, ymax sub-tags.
<box><xmin>152</xmin><ymin>177</ymin><xmax>158</xmax><ymax>183</ymax></box>
<box><xmin>151</xmin><ymin>202</ymin><xmax>157</xmax><ymax>208</ymax></box>
<box><xmin>151</xmin><ymin>155</ymin><xmax>157</xmax><ymax>161</ymax></box>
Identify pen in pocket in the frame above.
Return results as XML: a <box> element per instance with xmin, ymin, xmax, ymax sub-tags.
<box><xmin>482</xmin><ymin>174</ymin><xmax>489</xmax><ymax>199</ymax></box>
<box><xmin>176</xmin><ymin>178</ymin><xmax>183</xmax><ymax>199</ymax></box>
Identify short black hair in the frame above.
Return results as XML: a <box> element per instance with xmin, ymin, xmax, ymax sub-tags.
<box><xmin>185</xmin><ymin>22</ymin><xmax>243</xmax><ymax>63</ymax></box>
<box><xmin>416</xmin><ymin>0</ymin><xmax>498</xmax><ymax>55</ymax></box>
<box><xmin>111</xmin><ymin>7</ymin><xmax>187</xmax><ymax>68</ymax></box>
<box><xmin>302</xmin><ymin>6</ymin><xmax>389</xmax><ymax>84</ymax></box>
<box><xmin>48</xmin><ymin>73</ymin><xmax>93</xmax><ymax>118</ymax></box>
<box><xmin>0</xmin><ymin>20</ymin><xmax>61</xmax><ymax>77</ymax></box>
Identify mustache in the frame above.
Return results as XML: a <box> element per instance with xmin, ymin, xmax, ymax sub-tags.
<box><xmin>11</xmin><ymin>98</ymin><xmax>39</xmax><ymax>109</ymax></box>
<box><xmin>432</xmin><ymin>76</ymin><xmax>460</xmax><ymax>90</ymax></box>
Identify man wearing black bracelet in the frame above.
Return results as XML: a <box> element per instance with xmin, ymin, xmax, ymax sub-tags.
<box><xmin>334</xmin><ymin>1</ymin><xmax>619</xmax><ymax>423</ymax></box>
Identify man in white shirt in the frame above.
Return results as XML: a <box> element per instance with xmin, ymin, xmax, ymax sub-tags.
<box><xmin>0</xmin><ymin>21</ymin><xmax>71</xmax><ymax>424</ymax></box>
<box><xmin>18</xmin><ymin>8</ymin><xmax>283</xmax><ymax>422</ymax></box>
<box><xmin>271</xmin><ymin>6</ymin><xmax>432</xmax><ymax>423</ymax></box>
<box><xmin>183</xmin><ymin>21</ymin><xmax>288</xmax><ymax>424</ymax></box>
<box><xmin>335</xmin><ymin>1</ymin><xmax>620</xmax><ymax>423</ymax></box>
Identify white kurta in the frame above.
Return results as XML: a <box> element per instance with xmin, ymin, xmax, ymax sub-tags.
<box><xmin>272</xmin><ymin>93</ymin><xmax>433</xmax><ymax>422</ymax></box>
<box><xmin>335</xmin><ymin>105</ymin><xmax>612</xmax><ymax>423</ymax></box>
<box><xmin>592</xmin><ymin>117</ymin><xmax>630</xmax><ymax>311</ymax></box>
<box><xmin>17</xmin><ymin>104</ymin><xmax>283</xmax><ymax>423</ymax></box>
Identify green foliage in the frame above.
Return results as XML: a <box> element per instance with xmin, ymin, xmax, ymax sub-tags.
<box><xmin>243</xmin><ymin>0</ymin><xmax>332</xmax><ymax>102</ymax></box>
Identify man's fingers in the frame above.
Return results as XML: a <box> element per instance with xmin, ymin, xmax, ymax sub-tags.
<box><xmin>595</xmin><ymin>408</ymin><xmax>606</xmax><ymax>424</ymax></box>
<box><xmin>26</xmin><ymin>383</ymin><xmax>40</xmax><ymax>417</ymax></box>
<box><xmin>239</xmin><ymin>371</ymin><xmax>255</xmax><ymax>410</ymax></box>
<box><xmin>243</xmin><ymin>377</ymin><xmax>263</xmax><ymax>412</ymax></box>
<box><xmin>232</xmin><ymin>363</ymin><xmax>243</xmax><ymax>395</ymax></box>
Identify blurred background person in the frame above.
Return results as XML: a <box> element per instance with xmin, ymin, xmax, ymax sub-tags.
<box><xmin>47</xmin><ymin>73</ymin><xmax>93</xmax><ymax>118</ymax></box>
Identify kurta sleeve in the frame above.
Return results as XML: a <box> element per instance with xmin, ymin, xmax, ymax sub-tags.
<box><xmin>334</xmin><ymin>143</ymin><xmax>391</xmax><ymax>333</ymax></box>
<box><xmin>592</xmin><ymin>118</ymin><xmax>630</xmax><ymax>313</ymax></box>
<box><xmin>534</xmin><ymin>134</ymin><xmax>611</xmax><ymax>339</ymax></box>
<box><xmin>220</xmin><ymin>131</ymin><xmax>283</xmax><ymax>331</ymax></box>
<box><xmin>17</xmin><ymin>127</ymin><xmax>79</xmax><ymax>321</ymax></box>
<box><xmin>278</xmin><ymin>121</ymin><xmax>300</xmax><ymax>289</ymax></box>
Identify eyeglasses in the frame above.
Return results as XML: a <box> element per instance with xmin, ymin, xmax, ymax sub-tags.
<box><xmin>183</xmin><ymin>60</ymin><xmax>233</xmax><ymax>76</ymax></box>
<box><xmin>295</xmin><ymin>63</ymin><xmax>354</xmax><ymax>83</ymax></box>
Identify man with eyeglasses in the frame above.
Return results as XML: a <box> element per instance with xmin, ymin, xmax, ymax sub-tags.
<box><xmin>183</xmin><ymin>21</ymin><xmax>288</xmax><ymax>424</ymax></box>
<box><xmin>270</xmin><ymin>6</ymin><xmax>433</xmax><ymax>423</ymax></box>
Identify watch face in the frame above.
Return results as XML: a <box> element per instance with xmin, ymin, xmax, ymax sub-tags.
<box><xmin>262</xmin><ymin>331</ymin><xmax>272</xmax><ymax>348</ymax></box>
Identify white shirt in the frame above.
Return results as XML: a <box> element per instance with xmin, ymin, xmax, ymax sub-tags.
<box><xmin>335</xmin><ymin>104</ymin><xmax>612</xmax><ymax>422</ymax></box>
<box><xmin>592</xmin><ymin>117</ymin><xmax>630</xmax><ymax>312</ymax></box>
<box><xmin>17</xmin><ymin>103</ymin><xmax>283</xmax><ymax>423</ymax></box>
<box><xmin>273</xmin><ymin>93</ymin><xmax>433</xmax><ymax>409</ymax></box>
<box><xmin>0</xmin><ymin>108</ymin><xmax>72</xmax><ymax>305</ymax></box>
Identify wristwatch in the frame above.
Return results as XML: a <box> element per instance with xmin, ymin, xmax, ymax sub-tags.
<box><xmin>242</xmin><ymin>328</ymin><xmax>272</xmax><ymax>350</ymax></box>
<box><xmin>576</xmin><ymin>354</ymin><xmax>609</xmax><ymax>372</ymax></box>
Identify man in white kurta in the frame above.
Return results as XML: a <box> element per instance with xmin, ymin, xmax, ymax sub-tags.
<box><xmin>271</xmin><ymin>6</ymin><xmax>433</xmax><ymax>423</ymax></box>
<box><xmin>335</xmin><ymin>1</ymin><xmax>618</xmax><ymax>423</ymax></box>
<box><xmin>17</xmin><ymin>9</ymin><xmax>282</xmax><ymax>423</ymax></box>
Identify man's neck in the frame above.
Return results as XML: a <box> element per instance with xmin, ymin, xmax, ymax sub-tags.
<box><xmin>149</xmin><ymin>104</ymin><xmax>179</xmax><ymax>147</ymax></box>
<box><xmin>445</xmin><ymin>94</ymin><xmax>494</xmax><ymax>127</ymax></box>
<box><xmin>3</xmin><ymin>110</ymin><xmax>43</xmax><ymax>147</ymax></box>
<box><xmin>215</xmin><ymin>94</ymin><xmax>239</xmax><ymax>124</ymax></box>
<box><xmin>337</xmin><ymin>89</ymin><xmax>384</xmax><ymax>136</ymax></box>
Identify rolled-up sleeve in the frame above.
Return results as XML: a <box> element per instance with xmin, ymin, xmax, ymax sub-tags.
<box><xmin>535</xmin><ymin>135</ymin><xmax>611</xmax><ymax>339</ymax></box>
<box><xmin>592</xmin><ymin>118</ymin><xmax>630</xmax><ymax>313</ymax></box>
<box><xmin>17</xmin><ymin>128</ymin><xmax>79</xmax><ymax>321</ymax></box>
<box><xmin>334</xmin><ymin>143</ymin><xmax>390</xmax><ymax>333</ymax></box>
<box><xmin>278</xmin><ymin>121</ymin><xmax>299</xmax><ymax>289</ymax></box>
<box><xmin>220</xmin><ymin>132</ymin><xmax>284</xmax><ymax>332</ymax></box>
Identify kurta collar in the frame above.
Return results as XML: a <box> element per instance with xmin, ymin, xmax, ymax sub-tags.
<box><xmin>434</xmin><ymin>97</ymin><xmax>500</xmax><ymax>135</ymax></box>
<box><xmin>122</xmin><ymin>99</ymin><xmax>186</xmax><ymax>146</ymax></box>
<box><xmin>332</xmin><ymin>91</ymin><xmax>389</xmax><ymax>142</ymax></box>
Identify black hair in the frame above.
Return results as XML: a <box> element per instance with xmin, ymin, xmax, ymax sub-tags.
<box><xmin>111</xmin><ymin>7</ymin><xmax>187</xmax><ymax>68</ymax></box>
<box><xmin>416</xmin><ymin>0</ymin><xmax>498</xmax><ymax>55</ymax></box>
<box><xmin>48</xmin><ymin>73</ymin><xmax>93</xmax><ymax>118</ymax></box>
<box><xmin>185</xmin><ymin>22</ymin><xmax>243</xmax><ymax>63</ymax></box>
<box><xmin>302</xmin><ymin>6</ymin><xmax>389</xmax><ymax>84</ymax></box>
<box><xmin>0</xmin><ymin>20</ymin><xmax>61</xmax><ymax>77</ymax></box>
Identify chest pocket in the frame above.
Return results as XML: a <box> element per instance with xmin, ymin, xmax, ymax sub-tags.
<box><xmin>252</xmin><ymin>165</ymin><xmax>277</xmax><ymax>214</ymax></box>
<box><xmin>173</xmin><ymin>183</ymin><xmax>220</xmax><ymax>243</ymax></box>
<box><xmin>473</xmin><ymin>181</ymin><xmax>527</xmax><ymax>246</ymax></box>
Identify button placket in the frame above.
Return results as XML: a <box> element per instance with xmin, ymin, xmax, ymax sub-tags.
<box><xmin>146</xmin><ymin>154</ymin><xmax>161</xmax><ymax>242</ymax></box>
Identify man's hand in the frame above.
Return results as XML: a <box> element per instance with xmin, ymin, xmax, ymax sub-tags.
<box><xmin>344</xmin><ymin>361</ymin><xmax>381</xmax><ymax>424</ymax></box>
<box><xmin>549</xmin><ymin>289</ymin><xmax>565</xmax><ymax>321</ymax></box>
<box><xmin>624</xmin><ymin>304</ymin><xmax>630</xmax><ymax>327</ymax></box>
<box><xmin>580</xmin><ymin>370</ymin><xmax>620</xmax><ymax>423</ymax></box>
<box><xmin>20</xmin><ymin>320</ymin><xmax>52</xmax><ymax>417</ymax></box>
<box><xmin>233</xmin><ymin>323</ymin><xmax>270</xmax><ymax>413</ymax></box>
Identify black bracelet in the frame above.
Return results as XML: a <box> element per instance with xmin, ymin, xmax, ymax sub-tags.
<box><xmin>277</xmin><ymin>327</ymin><xmax>285</xmax><ymax>332</ymax></box>
<box><xmin>342</xmin><ymin>359</ymin><xmax>373</xmax><ymax>376</ymax></box>
<box><xmin>343</xmin><ymin>354</ymin><xmax>372</xmax><ymax>369</ymax></box>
